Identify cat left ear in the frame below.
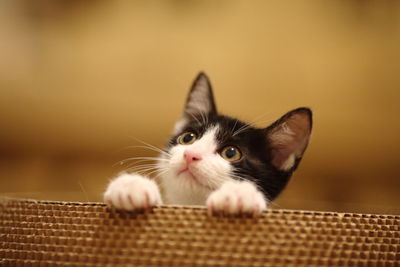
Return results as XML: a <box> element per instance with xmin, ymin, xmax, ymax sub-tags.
<box><xmin>266</xmin><ymin>108</ymin><xmax>312</xmax><ymax>171</ymax></box>
<box><xmin>183</xmin><ymin>72</ymin><xmax>217</xmax><ymax>118</ymax></box>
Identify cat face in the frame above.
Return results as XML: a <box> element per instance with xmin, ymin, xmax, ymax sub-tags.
<box><xmin>158</xmin><ymin>73</ymin><xmax>312</xmax><ymax>205</ymax></box>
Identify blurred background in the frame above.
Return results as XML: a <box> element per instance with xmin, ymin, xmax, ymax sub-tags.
<box><xmin>1</xmin><ymin>0</ymin><xmax>399</xmax><ymax>214</ymax></box>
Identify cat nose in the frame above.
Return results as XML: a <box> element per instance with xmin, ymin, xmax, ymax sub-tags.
<box><xmin>184</xmin><ymin>150</ymin><xmax>202</xmax><ymax>164</ymax></box>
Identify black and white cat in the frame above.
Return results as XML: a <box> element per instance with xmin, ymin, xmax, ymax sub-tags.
<box><xmin>104</xmin><ymin>73</ymin><xmax>312</xmax><ymax>215</ymax></box>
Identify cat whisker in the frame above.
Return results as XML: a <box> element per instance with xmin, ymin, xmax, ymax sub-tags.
<box><xmin>117</xmin><ymin>156</ymin><xmax>169</xmax><ymax>164</ymax></box>
<box><xmin>131</xmin><ymin>164</ymin><xmax>162</xmax><ymax>170</ymax></box>
<box><xmin>152</xmin><ymin>170</ymin><xmax>168</xmax><ymax>181</ymax></box>
<box><xmin>231</xmin><ymin>112</ymin><xmax>275</xmax><ymax>137</ymax></box>
<box><xmin>128</xmin><ymin>137</ymin><xmax>170</xmax><ymax>156</ymax></box>
<box><xmin>123</xmin><ymin>163</ymin><xmax>161</xmax><ymax>171</ymax></box>
<box><xmin>232</xmin><ymin>124</ymin><xmax>253</xmax><ymax>137</ymax></box>
<box><xmin>247</xmin><ymin>111</ymin><xmax>274</xmax><ymax>126</ymax></box>
<box><xmin>126</xmin><ymin>163</ymin><xmax>161</xmax><ymax>169</ymax></box>
<box><xmin>232</xmin><ymin>123</ymin><xmax>249</xmax><ymax>136</ymax></box>
<box><xmin>230</xmin><ymin>119</ymin><xmax>239</xmax><ymax>136</ymax></box>
<box><xmin>121</xmin><ymin>161</ymin><xmax>164</xmax><ymax>172</ymax></box>
<box><xmin>123</xmin><ymin>159</ymin><xmax>161</xmax><ymax>165</ymax></box>
<box><xmin>122</xmin><ymin>168</ymin><xmax>156</xmax><ymax>174</ymax></box>
<box><xmin>146</xmin><ymin>168</ymin><xmax>166</xmax><ymax>177</ymax></box>
<box><xmin>123</xmin><ymin>145</ymin><xmax>170</xmax><ymax>156</ymax></box>
<box><xmin>114</xmin><ymin>159</ymin><xmax>163</xmax><ymax>168</ymax></box>
<box><xmin>121</xmin><ymin>163</ymin><xmax>162</xmax><ymax>173</ymax></box>
<box><xmin>127</xmin><ymin>169</ymin><xmax>160</xmax><ymax>175</ymax></box>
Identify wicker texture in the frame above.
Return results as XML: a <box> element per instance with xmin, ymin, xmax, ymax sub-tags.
<box><xmin>0</xmin><ymin>198</ymin><xmax>399</xmax><ymax>266</ymax></box>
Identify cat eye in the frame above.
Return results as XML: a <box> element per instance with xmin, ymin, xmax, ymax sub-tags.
<box><xmin>220</xmin><ymin>146</ymin><xmax>242</xmax><ymax>162</ymax></box>
<box><xmin>177</xmin><ymin>132</ymin><xmax>197</xmax><ymax>145</ymax></box>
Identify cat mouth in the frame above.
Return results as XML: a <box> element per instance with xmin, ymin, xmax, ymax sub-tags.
<box><xmin>177</xmin><ymin>167</ymin><xmax>214</xmax><ymax>190</ymax></box>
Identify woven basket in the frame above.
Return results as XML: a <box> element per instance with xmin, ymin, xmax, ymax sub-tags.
<box><xmin>1</xmin><ymin>198</ymin><xmax>399</xmax><ymax>266</ymax></box>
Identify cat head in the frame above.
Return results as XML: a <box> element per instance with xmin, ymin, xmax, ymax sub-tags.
<box><xmin>158</xmin><ymin>72</ymin><xmax>312</xmax><ymax>204</ymax></box>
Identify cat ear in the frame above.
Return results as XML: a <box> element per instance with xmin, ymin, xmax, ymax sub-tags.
<box><xmin>183</xmin><ymin>72</ymin><xmax>217</xmax><ymax>118</ymax></box>
<box><xmin>266</xmin><ymin>108</ymin><xmax>312</xmax><ymax>171</ymax></box>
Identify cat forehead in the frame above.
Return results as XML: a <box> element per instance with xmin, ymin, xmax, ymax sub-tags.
<box><xmin>181</xmin><ymin>114</ymin><xmax>261</xmax><ymax>141</ymax></box>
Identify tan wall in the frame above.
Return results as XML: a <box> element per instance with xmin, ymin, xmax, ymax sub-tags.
<box><xmin>1</xmin><ymin>1</ymin><xmax>399</xmax><ymax>214</ymax></box>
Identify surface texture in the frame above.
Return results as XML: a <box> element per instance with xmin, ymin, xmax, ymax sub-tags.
<box><xmin>0</xmin><ymin>198</ymin><xmax>399</xmax><ymax>266</ymax></box>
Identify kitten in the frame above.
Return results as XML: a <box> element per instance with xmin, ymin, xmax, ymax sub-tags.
<box><xmin>104</xmin><ymin>72</ymin><xmax>312</xmax><ymax>215</ymax></box>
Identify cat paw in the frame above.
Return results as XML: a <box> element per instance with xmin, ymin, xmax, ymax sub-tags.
<box><xmin>103</xmin><ymin>173</ymin><xmax>162</xmax><ymax>211</ymax></box>
<box><xmin>206</xmin><ymin>181</ymin><xmax>267</xmax><ymax>216</ymax></box>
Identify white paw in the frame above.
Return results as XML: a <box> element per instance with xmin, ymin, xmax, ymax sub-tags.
<box><xmin>103</xmin><ymin>173</ymin><xmax>163</xmax><ymax>211</ymax></box>
<box><xmin>206</xmin><ymin>181</ymin><xmax>267</xmax><ymax>216</ymax></box>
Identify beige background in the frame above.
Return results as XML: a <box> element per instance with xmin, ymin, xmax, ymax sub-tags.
<box><xmin>1</xmin><ymin>1</ymin><xmax>399</xmax><ymax>214</ymax></box>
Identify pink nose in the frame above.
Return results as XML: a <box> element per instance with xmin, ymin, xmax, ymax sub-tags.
<box><xmin>184</xmin><ymin>150</ymin><xmax>202</xmax><ymax>164</ymax></box>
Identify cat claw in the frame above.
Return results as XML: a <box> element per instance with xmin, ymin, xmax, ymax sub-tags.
<box><xmin>104</xmin><ymin>173</ymin><xmax>163</xmax><ymax>211</ymax></box>
<box><xmin>206</xmin><ymin>181</ymin><xmax>267</xmax><ymax>216</ymax></box>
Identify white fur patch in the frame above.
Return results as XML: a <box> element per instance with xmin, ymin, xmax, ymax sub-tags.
<box><xmin>280</xmin><ymin>154</ymin><xmax>295</xmax><ymax>171</ymax></box>
<box><xmin>103</xmin><ymin>173</ymin><xmax>162</xmax><ymax>210</ymax></box>
<box><xmin>206</xmin><ymin>180</ymin><xmax>267</xmax><ymax>215</ymax></box>
<box><xmin>158</xmin><ymin>125</ymin><xmax>235</xmax><ymax>205</ymax></box>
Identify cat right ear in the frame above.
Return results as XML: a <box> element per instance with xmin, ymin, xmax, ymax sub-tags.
<box><xmin>183</xmin><ymin>72</ymin><xmax>217</xmax><ymax>118</ymax></box>
<box><xmin>265</xmin><ymin>108</ymin><xmax>312</xmax><ymax>172</ymax></box>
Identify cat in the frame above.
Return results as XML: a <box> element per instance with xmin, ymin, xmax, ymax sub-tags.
<box><xmin>104</xmin><ymin>72</ymin><xmax>312</xmax><ymax>216</ymax></box>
